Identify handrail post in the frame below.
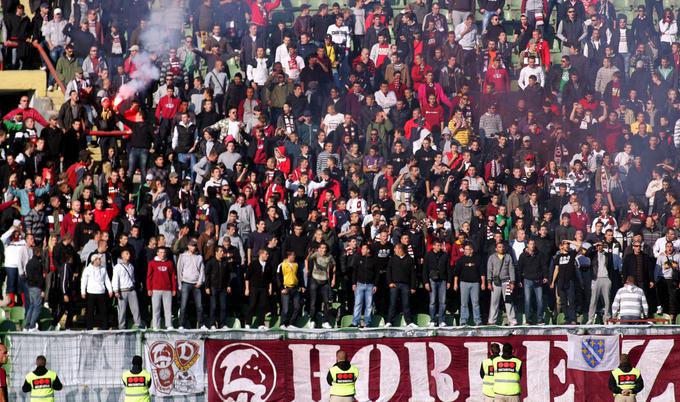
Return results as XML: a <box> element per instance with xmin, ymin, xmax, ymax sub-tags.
<box><xmin>32</xmin><ymin>40</ymin><xmax>67</xmax><ymax>93</ymax></box>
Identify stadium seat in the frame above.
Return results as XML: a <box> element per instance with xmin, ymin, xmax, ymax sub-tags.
<box><xmin>0</xmin><ymin>320</ymin><xmax>16</xmax><ymax>332</ymax></box>
<box><xmin>268</xmin><ymin>316</ymin><xmax>280</xmax><ymax>329</ymax></box>
<box><xmin>370</xmin><ymin>315</ymin><xmax>385</xmax><ymax>328</ymax></box>
<box><xmin>9</xmin><ymin>307</ymin><xmax>25</xmax><ymax>325</ymax></box>
<box><xmin>340</xmin><ymin>315</ymin><xmax>355</xmax><ymax>328</ymax></box>
<box><xmin>416</xmin><ymin>313</ymin><xmax>432</xmax><ymax>327</ymax></box>
<box><xmin>555</xmin><ymin>313</ymin><xmax>567</xmax><ymax>325</ymax></box>
<box><xmin>654</xmin><ymin>314</ymin><xmax>671</xmax><ymax>325</ymax></box>
<box><xmin>224</xmin><ymin>317</ymin><xmax>241</xmax><ymax>329</ymax></box>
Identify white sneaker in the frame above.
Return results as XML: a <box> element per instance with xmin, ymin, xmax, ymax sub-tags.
<box><xmin>43</xmin><ymin>302</ymin><xmax>50</xmax><ymax>308</ymax></box>
<box><xmin>321</xmin><ymin>322</ymin><xmax>332</xmax><ymax>329</ymax></box>
<box><xmin>257</xmin><ymin>325</ymin><xmax>266</xmax><ymax>330</ymax></box>
<box><xmin>406</xmin><ymin>323</ymin><xmax>418</xmax><ymax>329</ymax></box>
<box><xmin>178</xmin><ymin>326</ymin><xmax>185</xmax><ymax>330</ymax></box>
<box><xmin>307</xmin><ymin>321</ymin><xmax>315</xmax><ymax>329</ymax></box>
<box><xmin>167</xmin><ymin>326</ymin><xmax>175</xmax><ymax>330</ymax></box>
<box><xmin>510</xmin><ymin>321</ymin><xmax>518</xmax><ymax>326</ymax></box>
<box><xmin>210</xmin><ymin>325</ymin><xmax>217</xmax><ymax>330</ymax></box>
<box><xmin>55</xmin><ymin>323</ymin><xmax>61</xmax><ymax>331</ymax></box>
<box><xmin>384</xmin><ymin>322</ymin><xmax>392</xmax><ymax>328</ymax></box>
<box><xmin>428</xmin><ymin>321</ymin><xmax>436</xmax><ymax>328</ymax></box>
<box><xmin>657</xmin><ymin>306</ymin><xmax>663</xmax><ymax>314</ymax></box>
<box><xmin>280</xmin><ymin>325</ymin><xmax>287</xmax><ymax>329</ymax></box>
<box><xmin>244</xmin><ymin>324</ymin><xmax>251</xmax><ymax>329</ymax></box>
<box><xmin>439</xmin><ymin>322</ymin><xmax>447</xmax><ymax>328</ymax></box>
<box><xmin>288</xmin><ymin>324</ymin><xmax>297</xmax><ymax>329</ymax></box>
<box><xmin>222</xmin><ymin>325</ymin><xmax>229</xmax><ymax>329</ymax></box>
<box><xmin>47</xmin><ymin>85</ymin><xmax>54</xmax><ymax>91</ymax></box>
<box><xmin>199</xmin><ymin>325</ymin><xmax>208</xmax><ymax>330</ymax></box>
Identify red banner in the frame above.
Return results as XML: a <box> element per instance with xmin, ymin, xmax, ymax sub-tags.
<box><xmin>206</xmin><ymin>335</ymin><xmax>679</xmax><ymax>401</ymax></box>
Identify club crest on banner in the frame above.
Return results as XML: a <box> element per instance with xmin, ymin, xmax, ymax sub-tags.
<box><xmin>210</xmin><ymin>343</ymin><xmax>277</xmax><ymax>402</ymax></box>
<box><xmin>581</xmin><ymin>338</ymin><xmax>606</xmax><ymax>369</ymax></box>
<box><xmin>146</xmin><ymin>339</ymin><xmax>204</xmax><ymax>396</ymax></box>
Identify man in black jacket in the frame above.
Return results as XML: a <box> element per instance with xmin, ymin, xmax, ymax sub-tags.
<box><xmin>244</xmin><ymin>248</ymin><xmax>273</xmax><ymax>329</ymax></box>
<box><xmin>518</xmin><ymin>239</ymin><xmax>548</xmax><ymax>325</ymax></box>
<box><xmin>351</xmin><ymin>243</ymin><xmax>378</xmax><ymax>327</ymax></box>
<box><xmin>205</xmin><ymin>246</ymin><xmax>232</xmax><ymax>329</ymax></box>
<box><xmin>423</xmin><ymin>239</ymin><xmax>451</xmax><ymax>327</ymax></box>
<box><xmin>386</xmin><ymin>244</ymin><xmax>417</xmax><ymax>327</ymax></box>
<box><xmin>25</xmin><ymin>248</ymin><xmax>44</xmax><ymax>331</ymax></box>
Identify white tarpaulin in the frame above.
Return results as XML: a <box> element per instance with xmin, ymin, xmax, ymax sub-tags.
<box><xmin>143</xmin><ymin>332</ymin><xmax>205</xmax><ymax>396</ymax></box>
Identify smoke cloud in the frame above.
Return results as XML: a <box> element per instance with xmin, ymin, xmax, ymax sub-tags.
<box><xmin>115</xmin><ymin>4</ymin><xmax>186</xmax><ymax>105</ymax></box>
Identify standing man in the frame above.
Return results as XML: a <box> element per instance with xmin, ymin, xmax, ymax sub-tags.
<box><xmin>277</xmin><ymin>251</ymin><xmax>304</xmax><ymax>329</ymax></box>
<box><xmin>586</xmin><ymin>242</ymin><xmax>615</xmax><ymax>324</ymax></box>
<box><xmin>22</xmin><ymin>356</ymin><xmax>63</xmax><ymax>401</ymax></box>
<box><xmin>244</xmin><ymin>248</ymin><xmax>273</xmax><ymax>329</ymax></box>
<box><xmin>423</xmin><ymin>239</ymin><xmax>451</xmax><ymax>327</ymax></box>
<box><xmin>518</xmin><ymin>239</ymin><xmax>548</xmax><ymax>325</ymax></box>
<box><xmin>326</xmin><ymin>350</ymin><xmax>359</xmax><ymax>402</ymax></box>
<box><xmin>386</xmin><ymin>243</ymin><xmax>417</xmax><ymax>328</ymax></box>
<box><xmin>612</xmin><ymin>276</ymin><xmax>649</xmax><ymax>321</ymax></box>
<box><xmin>205</xmin><ymin>246</ymin><xmax>232</xmax><ymax>329</ymax></box>
<box><xmin>351</xmin><ymin>243</ymin><xmax>378</xmax><ymax>327</ymax></box>
<box><xmin>609</xmin><ymin>354</ymin><xmax>644</xmax><ymax>401</ymax></box>
<box><xmin>492</xmin><ymin>343</ymin><xmax>522</xmax><ymax>402</ymax></box>
<box><xmin>121</xmin><ymin>355</ymin><xmax>151</xmax><ymax>402</ymax></box>
<box><xmin>112</xmin><ymin>249</ymin><xmax>143</xmax><ymax>329</ymax></box>
<box><xmin>487</xmin><ymin>242</ymin><xmax>517</xmax><ymax>326</ymax></box>
<box><xmin>551</xmin><ymin>240</ymin><xmax>579</xmax><ymax>324</ymax></box>
<box><xmin>146</xmin><ymin>247</ymin><xmax>177</xmax><ymax>330</ymax></box>
<box><xmin>480</xmin><ymin>343</ymin><xmax>500</xmax><ymax>402</ymax></box>
<box><xmin>177</xmin><ymin>239</ymin><xmax>206</xmax><ymax>329</ymax></box>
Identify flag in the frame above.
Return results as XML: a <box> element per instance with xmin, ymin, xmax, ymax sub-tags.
<box><xmin>567</xmin><ymin>334</ymin><xmax>619</xmax><ymax>371</ymax></box>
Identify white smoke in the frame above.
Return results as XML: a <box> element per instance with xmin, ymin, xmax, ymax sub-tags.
<box><xmin>115</xmin><ymin>3</ymin><xmax>186</xmax><ymax>105</ymax></box>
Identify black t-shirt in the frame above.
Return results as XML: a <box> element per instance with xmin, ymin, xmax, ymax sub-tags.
<box><xmin>555</xmin><ymin>250</ymin><xmax>577</xmax><ymax>288</ymax></box>
<box><xmin>454</xmin><ymin>255</ymin><xmax>482</xmax><ymax>283</ymax></box>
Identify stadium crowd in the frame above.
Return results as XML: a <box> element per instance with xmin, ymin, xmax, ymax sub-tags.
<box><xmin>0</xmin><ymin>0</ymin><xmax>679</xmax><ymax>331</ymax></box>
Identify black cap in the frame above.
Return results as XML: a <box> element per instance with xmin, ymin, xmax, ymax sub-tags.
<box><xmin>132</xmin><ymin>355</ymin><xmax>143</xmax><ymax>366</ymax></box>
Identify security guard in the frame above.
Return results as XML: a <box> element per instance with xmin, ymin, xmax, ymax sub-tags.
<box><xmin>326</xmin><ymin>350</ymin><xmax>359</xmax><ymax>402</ymax></box>
<box><xmin>22</xmin><ymin>355</ymin><xmax>63</xmax><ymax>402</ymax></box>
<box><xmin>492</xmin><ymin>343</ymin><xmax>522</xmax><ymax>402</ymax></box>
<box><xmin>480</xmin><ymin>343</ymin><xmax>500</xmax><ymax>402</ymax></box>
<box><xmin>122</xmin><ymin>355</ymin><xmax>152</xmax><ymax>402</ymax></box>
<box><xmin>608</xmin><ymin>354</ymin><xmax>644</xmax><ymax>402</ymax></box>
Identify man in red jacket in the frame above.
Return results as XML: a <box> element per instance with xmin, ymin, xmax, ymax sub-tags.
<box><xmin>155</xmin><ymin>85</ymin><xmax>181</xmax><ymax>154</ymax></box>
<box><xmin>61</xmin><ymin>199</ymin><xmax>82</xmax><ymax>238</ymax></box>
<box><xmin>146</xmin><ymin>248</ymin><xmax>177</xmax><ymax>329</ymax></box>
<box><xmin>246</xmin><ymin>0</ymin><xmax>281</xmax><ymax>29</ymax></box>
<box><xmin>93</xmin><ymin>197</ymin><xmax>120</xmax><ymax>232</ymax></box>
<box><xmin>2</xmin><ymin>95</ymin><xmax>49</xmax><ymax>127</ymax></box>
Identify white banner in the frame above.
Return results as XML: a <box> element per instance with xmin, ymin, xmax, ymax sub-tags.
<box><xmin>567</xmin><ymin>334</ymin><xmax>620</xmax><ymax>371</ymax></box>
<box><xmin>144</xmin><ymin>336</ymin><xmax>205</xmax><ymax>396</ymax></box>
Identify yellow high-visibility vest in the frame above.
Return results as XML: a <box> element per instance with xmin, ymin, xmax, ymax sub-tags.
<box><xmin>122</xmin><ymin>369</ymin><xmax>151</xmax><ymax>402</ymax></box>
<box><xmin>492</xmin><ymin>356</ymin><xmax>522</xmax><ymax>396</ymax></box>
<box><xmin>329</xmin><ymin>364</ymin><xmax>359</xmax><ymax>396</ymax></box>
<box><xmin>482</xmin><ymin>356</ymin><xmax>497</xmax><ymax>397</ymax></box>
<box><xmin>25</xmin><ymin>370</ymin><xmax>57</xmax><ymax>402</ymax></box>
<box><xmin>611</xmin><ymin>367</ymin><xmax>641</xmax><ymax>395</ymax></box>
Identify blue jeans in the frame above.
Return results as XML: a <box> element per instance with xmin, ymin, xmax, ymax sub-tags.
<box><xmin>428</xmin><ymin>279</ymin><xmax>447</xmax><ymax>324</ymax></box>
<box><xmin>26</xmin><ymin>286</ymin><xmax>42</xmax><ymax>329</ymax></box>
<box><xmin>5</xmin><ymin>267</ymin><xmax>18</xmax><ymax>295</ymax></box>
<box><xmin>208</xmin><ymin>287</ymin><xmax>227</xmax><ymax>327</ymax></box>
<box><xmin>460</xmin><ymin>281</ymin><xmax>482</xmax><ymax>325</ymax></box>
<box><xmin>128</xmin><ymin>147</ymin><xmax>149</xmax><ymax>179</ymax></box>
<box><xmin>280</xmin><ymin>287</ymin><xmax>301</xmax><ymax>326</ymax></box>
<box><xmin>388</xmin><ymin>283</ymin><xmax>413</xmax><ymax>325</ymax></box>
<box><xmin>178</xmin><ymin>153</ymin><xmax>197</xmax><ymax>180</ymax></box>
<box><xmin>48</xmin><ymin>46</ymin><xmax>64</xmax><ymax>86</ymax></box>
<box><xmin>523</xmin><ymin>279</ymin><xmax>545</xmax><ymax>324</ymax></box>
<box><xmin>180</xmin><ymin>282</ymin><xmax>204</xmax><ymax>328</ymax></box>
<box><xmin>352</xmin><ymin>282</ymin><xmax>374</xmax><ymax>326</ymax></box>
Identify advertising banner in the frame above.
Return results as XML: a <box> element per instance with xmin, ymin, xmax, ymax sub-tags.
<box><xmin>205</xmin><ymin>335</ymin><xmax>678</xmax><ymax>402</ymax></box>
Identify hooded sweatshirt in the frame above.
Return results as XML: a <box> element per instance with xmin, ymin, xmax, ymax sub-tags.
<box><xmin>177</xmin><ymin>252</ymin><xmax>205</xmax><ymax>285</ymax></box>
<box><xmin>453</xmin><ymin>199</ymin><xmax>474</xmax><ymax>232</ymax></box>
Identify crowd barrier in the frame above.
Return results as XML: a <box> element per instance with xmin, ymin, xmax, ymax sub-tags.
<box><xmin>6</xmin><ymin>326</ymin><xmax>680</xmax><ymax>401</ymax></box>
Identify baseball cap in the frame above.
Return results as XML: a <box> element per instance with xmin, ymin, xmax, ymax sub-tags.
<box><xmin>53</xmin><ymin>7</ymin><xmax>62</xmax><ymax>14</ymax></box>
<box><xmin>125</xmin><ymin>203</ymin><xmax>135</xmax><ymax>211</ymax></box>
<box><xmin>522</xmin><ymin>136</ymin><xmax>531</xmax><ymax>142</ymax></box>
<box><xmin>188</xmin><ymin>239</ymin><xmax>198</xmax><ymax>246</ymax></box>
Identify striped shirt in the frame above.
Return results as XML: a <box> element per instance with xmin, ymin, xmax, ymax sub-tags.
<box><xmin>612</xmin><ymin>284</ymin><xmax>648</xmax><ymax>319</ymax></box>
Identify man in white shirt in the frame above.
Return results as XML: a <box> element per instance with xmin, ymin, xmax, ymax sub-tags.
<box><xmin>327</xmin><ymin>15</ymin><xmax>352</xmax><ymax>52</ymax></box>
<box><xmin>274</xmin><ymin>35</ymin><xmax>293</xmax><ymax>64</ymax></box>
<box><xmin>280</xmin><ymin>46</ymin><xmax>305</xmax><ymax>82</ymax></box>
<box><xmin>374</xmin><ymin>81</ymin><xmax>397</xmax><ymax>113</ymax></box>
<box><xmin>80</xmin><ymin>254</ymin><xmax>113</xmax><ymax>330</ymax></box>
<box><xmin>112</xmin><ymin>249</ymin><xmax>143</xmax><ymax>329</ymax></box>
<box><xmin>518</xmin><ymin>55</ymin><xmax>545</xmax><ymax>89</ymax></box>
